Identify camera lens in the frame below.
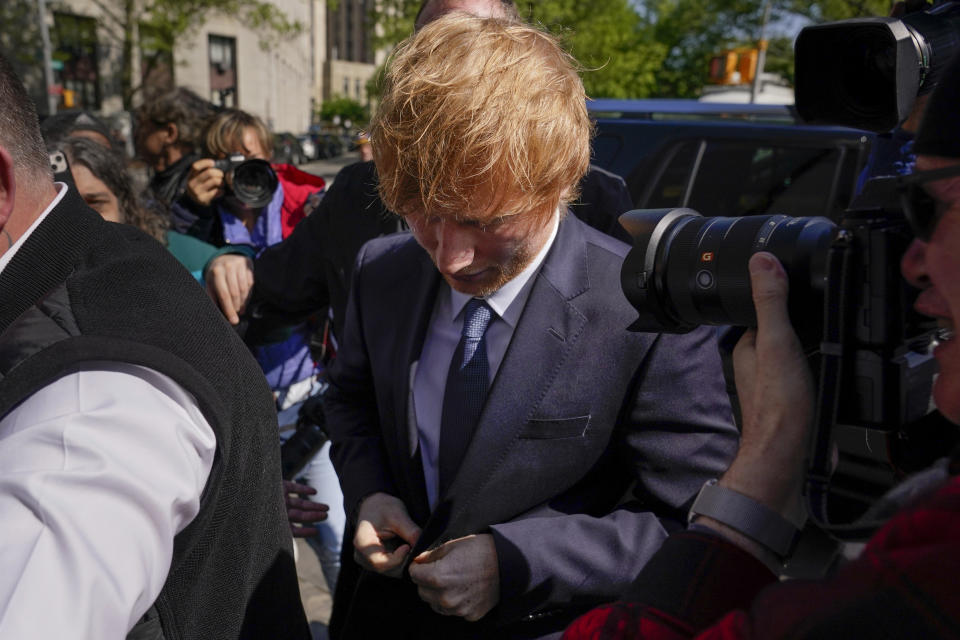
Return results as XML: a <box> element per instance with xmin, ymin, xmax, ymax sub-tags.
<box><xmin>796</xmin><ymin>22</ymin><xmax>903</xmax><ymax>131</ymax></box>
<box><xmin>231</xmin><ymin>159</ymin><xmax>279</xmax><ymax>208</ymax></box>
<box><xmin>620</xmin><ymin>209</ymin><xmax>836</xmax><ymax>336</ymax></box>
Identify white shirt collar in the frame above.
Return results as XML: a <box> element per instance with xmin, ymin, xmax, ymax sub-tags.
<box><xmin>0</xmin><ymin>182</ymin><xmax>67</xmax><ymax>275</ymax></box>
<box><xmin>448</xmin><ymin>208</ymin><xmax>560</xmax><ymax>327</ymax></box>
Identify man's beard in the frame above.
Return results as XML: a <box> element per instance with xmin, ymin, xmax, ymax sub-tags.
<box><xmin>441</xmin><ymin>242</ymin><xmax>533</xmax><ymax>297</ymax></box>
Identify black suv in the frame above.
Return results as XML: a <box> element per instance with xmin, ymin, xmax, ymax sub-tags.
<box><xmin>589</xmin><ymin>99</ymin><xmax>875</xmax><ymax>222</ymax></box>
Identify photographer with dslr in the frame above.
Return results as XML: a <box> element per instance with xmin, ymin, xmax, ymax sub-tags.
<box><xmin>176</xmin><ymin>108</ymin><xmax>324</xmax><ymax>248</ymax></box>
<box><xmin>563</xmin><ymin>54</ymin><xmax>960</xmax><ymax>640</ymax></box>
<box><xmin>176</xmin><ymin>108</ymin><xmax>341</xmax><ymax>590</ymax></box>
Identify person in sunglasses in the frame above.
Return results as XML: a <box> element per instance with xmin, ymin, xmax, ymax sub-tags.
<box><xmin>563</xmin><ymin>54</ymin><xmax>960</xmax><ymax>640</ymax></box>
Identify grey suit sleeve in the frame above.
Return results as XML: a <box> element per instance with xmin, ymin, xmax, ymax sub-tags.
<box><xmin>488</xmin><ymin>325</ymin><xmax>739</xmax><ymax>620</ymax></box>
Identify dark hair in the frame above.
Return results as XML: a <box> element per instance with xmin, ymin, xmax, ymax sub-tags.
<box><xmin>0</xmin><ymin>52</ymin><xmax>52</xmax><ymax>178</ymax></box>
<box><xmin>41</xmin><ymin>110</ymin><xmax>118</xmax><ymax>151</ymax></box>
<box><xmin>135</xmin><ymin>87</ymin><xmax>217</xmax><ymax>152</ymax></box>
<box><xmin>61</xmin><ymin>136</ymin><xmax>169</xmax><ymax>243</ymax></box>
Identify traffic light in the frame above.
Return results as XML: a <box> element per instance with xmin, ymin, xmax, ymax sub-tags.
<box><xmin>708</xmin><ymin>48</ymin><xmax>760</xmax><ymax>85</ymax></box>
<box><xmin>709</xmin><ymin>51</ymin><xmax>739</xmax><ymax>84</ymax></box>
<box><xmin>738</xmin><ymin>49</ymin><xmax>759</xmax><ymax>85</ymax></box>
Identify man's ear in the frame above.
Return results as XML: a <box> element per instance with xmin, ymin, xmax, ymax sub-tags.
<box><xmin>0</xmin><ymin>145</ymin><xmax>17</xmax><ymax>230</ymax></box>
<box><xmin>165</xmin><ymin>122</ymin><xmax>180</xmax><ymax>145</ymax></box>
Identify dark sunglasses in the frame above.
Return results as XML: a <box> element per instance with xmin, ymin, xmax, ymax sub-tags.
<box><xmin>898</xmin><ymin>163</ymin><xmax>960</xmax><ymax>241</ymax></box>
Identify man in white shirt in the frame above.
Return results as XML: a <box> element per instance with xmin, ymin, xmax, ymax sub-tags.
<box><xmin>324</xmin><ymin>14</ymin><xmax>739</xmax><ymax>640</ymax></box>
<box><xmin>0</xmin><ymin>54</ymin><xmax>308</xmax><ymax>639</ymax></box>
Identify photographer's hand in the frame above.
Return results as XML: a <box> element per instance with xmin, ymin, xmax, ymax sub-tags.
<box><xmin>284</xmin><ymin>479</ymin><xmax>329</xmax><ymax>538</ymax></box>
<box><xmin>186</xmin><ymin>158</ymin><xmax>225</xmax><ymax>207</ymax></box>
<box><xmin>695</xmin><ymin>253</ymin><xmax>814</xmax><ymax>562</ymax></box>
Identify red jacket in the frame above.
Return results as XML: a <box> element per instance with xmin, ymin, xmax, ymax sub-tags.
<box><xmin>273</xmin><ymin>163</ymin><xmax>326</xmax><ymax>239</ymax></box>
<box><xmin>563</xmin><ymin>472</ymin><xmax>960</xmax><ymax>639</ymax></box>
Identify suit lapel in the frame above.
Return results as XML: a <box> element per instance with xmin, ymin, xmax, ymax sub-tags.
<box><xmin>389</xmin><ymin>245</ymin><xmax>440</xmax><ymax>523</ymax></box>
<box><xmin>421</xmin><ymin>215</ymin><xmax>591</xmax><ymax>545</ymax></box>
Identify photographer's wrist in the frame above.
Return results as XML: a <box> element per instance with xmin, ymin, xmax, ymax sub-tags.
<box><xmin>720</xmin><ymin>454</ymin><xmax>806</xmax><ymax>523</ymax></box>
<box><xmin>689</xmin><ymin>517</ymin><xmax>784</xmax><ymax>573</ymax></box>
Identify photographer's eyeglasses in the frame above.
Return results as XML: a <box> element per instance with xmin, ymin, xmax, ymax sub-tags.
<box><xmin>898</xmin><ymin>162</ymin><xmax>960</xmax><ymax>241</ymax></box>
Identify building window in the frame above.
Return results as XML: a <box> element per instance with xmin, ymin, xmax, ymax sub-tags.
<box><xmin>343</xmin><ymin>77</ymin><xmax>350</xmax><ymax>95</ymax></box>
<box><xmin>209</xmin><ymin>34</ymin><xmax>237</xmax><ymax>108</ymax></box>
<box><xmin>52</xmin><ymin>13</ymin><xmax>100</xmax><ymax>110</ymax></box>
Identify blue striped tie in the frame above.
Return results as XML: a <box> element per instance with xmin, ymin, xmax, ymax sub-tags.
<box><xmin>438</xmin><ymin>298</ymin><xmax>493</xmax><ymax>496</ymax></box>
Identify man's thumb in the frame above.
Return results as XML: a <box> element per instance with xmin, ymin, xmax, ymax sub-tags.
<box><xmin>413</xmin><ymin>539</ymin><xmax>453</xmax><ymax>564</ymax></box>
<box><xmin>393</xmin><ymin>514</ymin><xmax>422</xmax><ymax>547</ymax></box>
<box><xmin>748</xmin><ymin>252</ymin><xmax>790</xmax><ymax>333</ymax></box>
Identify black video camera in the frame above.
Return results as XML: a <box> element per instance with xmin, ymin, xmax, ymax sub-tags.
<box><xmin>213</xmin><ymin>153</ymin><xmax>278</xmax><ymax>208</ymax></box>
<box><xmin>795</xmin><ymin>0</ymin><xmax>960</xmax><ymax>132</ymax></box>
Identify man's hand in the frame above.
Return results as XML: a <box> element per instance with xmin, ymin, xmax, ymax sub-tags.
<box><xmin>353</xmin><ymin>492</ymin><xmax>421</xmax><ymax>578</ymax></box>
<box><xmin>284</xmin><ymin>479</ymin><xmax>329</xmax><ymax>538</ymax></box>
<box><xmin>186</xmin><ymin>158</ymin><xmax>225</xmax><ymax>207</ymax></box>
<box><xmin>408</xmin><ymin>534</ymin><xmax>500</xmax><ymax>622</ymax></box>
<box><xmin>725</xmin><ymin>252</ymin><xmax>815</xmax><ymax>516</ymax></box>
<box><xmin>205</xmin><ymin>254</ymin><xmax>254</xmax><ymax>324</ymax></box>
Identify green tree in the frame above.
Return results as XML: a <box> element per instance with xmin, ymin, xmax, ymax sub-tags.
<box><xmin>636</xmin><ymin>0</ymin><xmax>894</xmax><ymax>97</ymax></box>
<box><xmin>783</xmin><ymin>0</ymin><xmax>893</xmax><ymax>21</ymax></box>
<box><xmin>522</xmin><ymin>0</ymin><xmax>666</xmax><ymax>99</ymax></box>
<box><xmin>363</xmin><ymin>0</ymin><xmax>897</xmax><ymax>102</ymax></box>
<box><xmin>320</xmin><ymin>94</ymin><xmax>369</xmax><ymax>125</ymax></box>
<box><xmin>46</xmin><ymin>0</ymin><xmax>303</xmax><ymax>110</ymax></box>
<box><xmin>368</xmin><ymin>0</ymin><xmax>666</xmax><ymax>99</ymax></box>
<box><xmin>763</xmin><ymin>35</ymin><xmax>796</xmax><ymax>86</ymax></box>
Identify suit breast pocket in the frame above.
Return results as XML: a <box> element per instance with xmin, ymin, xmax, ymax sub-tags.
<box><xmin>518</xmin><ymin>415</ymin><xmax>591</xmax><ymax>439</ymax></box>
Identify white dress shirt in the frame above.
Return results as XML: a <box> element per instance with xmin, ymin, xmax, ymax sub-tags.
<box><xmin>0</xmin><ymin>186</ymin><xmax>216</xmax><ymax>639</ymax></box>
<box><xmin>411</xmin><ymin>211</ymin><xmax>559</xmax><ymax>508</ymax></box>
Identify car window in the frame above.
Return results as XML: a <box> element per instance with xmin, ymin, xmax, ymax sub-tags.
<box><xmin>639</xmin><ymin>140</ymin><xmax>852</xmax><ymax>220</ymax></box>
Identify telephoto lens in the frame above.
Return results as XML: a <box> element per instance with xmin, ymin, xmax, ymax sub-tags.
<box><xmin>619</xmin><ymin>208</ymin><xmax>836</xmax><ymax>342</ymax></box>
<box><xmin>230</xmin><ymin>159</ymin><xmax>278</xmax><ymax>208</ymax></box>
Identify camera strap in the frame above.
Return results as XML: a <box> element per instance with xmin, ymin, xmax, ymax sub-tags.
<box><xmin>806</xmin><ymin>232</ymin><xmax>890</xmax><ymax>539</ymax></box>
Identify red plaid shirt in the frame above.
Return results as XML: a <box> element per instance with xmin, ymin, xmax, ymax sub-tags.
<box><xmin>564</xmin><ymin>474</ymin><xmax>960</xmax><ymax>639</ymax></box>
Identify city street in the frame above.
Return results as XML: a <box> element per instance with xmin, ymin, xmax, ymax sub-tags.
<box><xmin>300</xmin><ymin>153</ymin><xmax>358</xmax><ymax>185</ymax></box>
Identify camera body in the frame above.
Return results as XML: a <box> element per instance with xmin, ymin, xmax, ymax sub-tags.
<box><xmin>212</xmin><ymin>153</ymin><xmax>278</xmax><ymax>208</ymax></box>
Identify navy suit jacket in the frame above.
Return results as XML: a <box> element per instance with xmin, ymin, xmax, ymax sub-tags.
<box><xmin>325</xmin><ymin>214</ymin><xmax>738</xmax><ymax>639</ymax></box>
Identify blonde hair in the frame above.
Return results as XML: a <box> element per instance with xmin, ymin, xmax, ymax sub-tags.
<box><xmin>204</xmin><ymin>109</ymin><xmax>273</xmax><ymax>160</ymax></box>
<box><xmin>372</xmin><ymin>13</ymin><xmax>591</xmax><ymax>223</ymax></box>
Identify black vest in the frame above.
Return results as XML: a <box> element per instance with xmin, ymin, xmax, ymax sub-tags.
<box><xmin>0</xmin><ymin>188</ymin><xmax>309</xmax><ymax>640</ymax></box>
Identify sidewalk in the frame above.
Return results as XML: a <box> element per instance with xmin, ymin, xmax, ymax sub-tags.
<box><xmin>296</xmin><ymin>538</ymin><xmax>333</xmax><ymax>640</ymax></box>
<box><xmin>300</xmin><ymin>153</ymin><xmax>357</xmax><ymax>185</ymax></box>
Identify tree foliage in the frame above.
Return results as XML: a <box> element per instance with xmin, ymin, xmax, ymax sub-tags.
<box><xmin>521</xmin><ymin>0</ymin><xmax>666</xmax><ymax>99</ymax></box>
<box><xmin>638</xmin><ymin>0</ymin><xmax>895</xmax><ymax>97</ymax></box>
<box><xmin>320</xmin><ymin>94</ymin><xmax>369</xmax><ymax>125</ymax></box>
<box><xmin>364</xmin><ymin>0</ymin><xmax>898</xmax><ymax>101</ymax></box>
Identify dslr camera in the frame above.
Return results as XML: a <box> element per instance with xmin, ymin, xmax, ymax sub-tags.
<box><xmin>213</xmin><ymin>153</ymin><xmax>278</xmax><ymax>208</ymax></box>
<box><xmin>619</xmin><ymin>1</ymin><xmax>960</xmax><ymax>534</ymax></box>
